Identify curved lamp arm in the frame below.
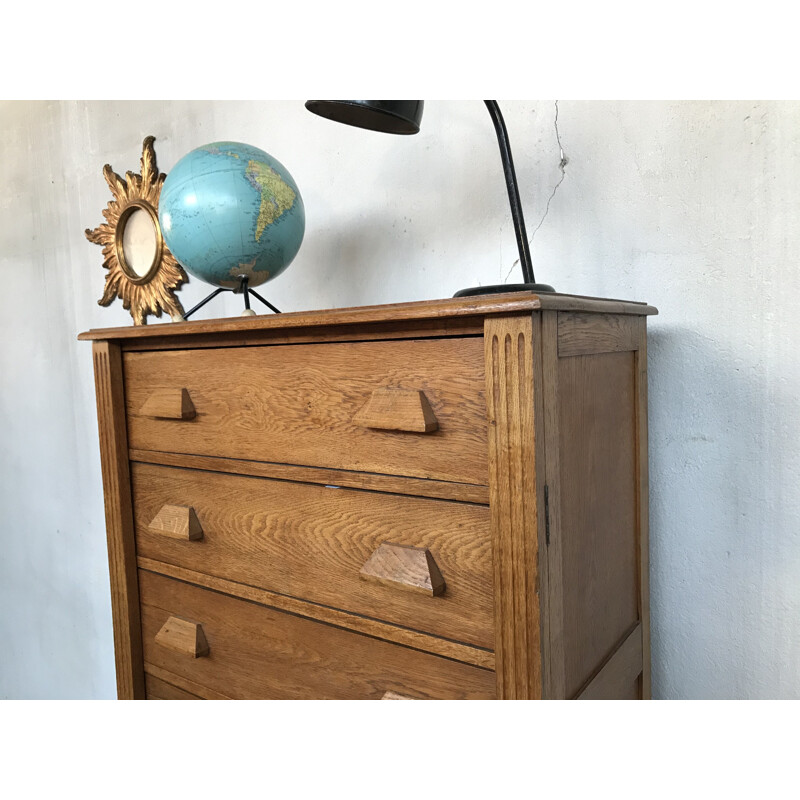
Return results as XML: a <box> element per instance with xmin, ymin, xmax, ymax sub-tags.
<box><xmin>483</xmin><ymin>101</ymin><xmax>534</xmax><ymax>285</ymax></box>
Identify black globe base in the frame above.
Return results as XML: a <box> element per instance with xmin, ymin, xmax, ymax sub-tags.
<box><xmin>181</xmin><ymin>276</ymin><xmax>281</xmax><ymax>321</ymax></box>
<box><xmin>453</xmin><ymin>282</ymin><xmax>556</xmax><ymax>298</ymax></box>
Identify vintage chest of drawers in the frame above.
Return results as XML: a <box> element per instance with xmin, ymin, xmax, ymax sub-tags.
<box><xmin>79</xmin><ymin>292</ymin><xmax>657</xmax><ymax>700</ymax></box>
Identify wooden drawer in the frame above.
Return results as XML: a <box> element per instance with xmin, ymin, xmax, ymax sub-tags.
<box><xmin>123</xmin><ymin>337</ymin><xmax>488</xmax><ymax>485</ymax></box>
<box><xmin>133</xmin><ymin>462</ymin><xmax>494</xmax><ymax>650</ymax></box>
<box><xmin>139</xmin><ymin>570</ymin><xmax>496</xmax><ymax>699</ymax></box>
<box><xmin>145</xmin><ymin>673</ymin><xmax>201</xmax><ymax>700</ymax></box>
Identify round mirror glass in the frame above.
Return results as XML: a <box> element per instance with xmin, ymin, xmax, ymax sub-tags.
<box><xmin>121</xmin><ymin>207</ymin><xmax>158</xmax><ymax>278</ymax></box>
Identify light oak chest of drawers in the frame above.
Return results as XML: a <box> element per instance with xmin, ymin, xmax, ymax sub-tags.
<box><xmin>80</xmin><ymin>292</ymin><xmax>657</xmax><ymax>700</ymax></box>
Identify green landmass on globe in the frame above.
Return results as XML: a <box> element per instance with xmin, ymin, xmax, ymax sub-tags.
<box><xmin>159</xmin><ymin>141</ymin><xmax>305</xmax><ymax>289</ymax></box>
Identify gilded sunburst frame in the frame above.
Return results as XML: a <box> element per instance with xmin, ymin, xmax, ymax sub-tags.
<box><xmin>85</xmin><ymin>136</ymin><xmax>187</xmax><ymax>325</ymax></box>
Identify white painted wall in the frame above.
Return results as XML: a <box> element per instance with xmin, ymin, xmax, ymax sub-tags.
<box><xmin>1</xmin><ymin>100</ymin><xmax>797</xmax><ymax>698</ymax></box>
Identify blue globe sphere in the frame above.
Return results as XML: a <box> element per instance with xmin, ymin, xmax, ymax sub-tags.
<box><xmin>159</xmin><ymin>141</ymin><xmax>305</xmax><ymax>289</ymax></box>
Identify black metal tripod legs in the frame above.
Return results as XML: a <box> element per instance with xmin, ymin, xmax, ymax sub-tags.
<box><xmin>181</xmin><ymin>276</ymin><xmax>281</xmax><ymax>321</ymax></box>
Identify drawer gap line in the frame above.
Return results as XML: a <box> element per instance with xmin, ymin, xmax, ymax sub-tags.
<box><xmin>129</xmin><ymin>449</ymin><xmax>491</xmax><ymax>506</ymax></box>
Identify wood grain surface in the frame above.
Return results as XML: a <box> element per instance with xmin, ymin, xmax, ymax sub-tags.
<box><xmin>92</xmin><ymin>341</ymin><xmax>145</xmax><ymax>699</ymax></box>
<box><xmin>359</xmin><ymin>543</ymin><xmax>446</xmax><ymax>596</ymax></box>
<box><xmin>484</xmin><ymin>314</ymin><xmax>545</xmax><ymax>699</ymax></box>
<box><xmin>77</xmin><ymin>292</ymin><xmax>657</xmax><ymax>342</ymax></box>
<box><xmin>154</xmin><ymin>616</ymin><xmax>210</xmax><ymax>658</ymax></box>
<box><xmin>139</xmin><ymin>570</ymin><xmax>496</xmax><ymax>700</ymax></box>
<box><xmin>553</xmin><ymin>348</ymin><xmax>640</xmax><ymax>699</ymax></box>
<box><xmin>130</xmin><ymin>449</ymin><xmax>491</xmax><ymax>504</ymax></box>
<box><xmin>353</xmin><ymin>388</ymin><xmax>439</xmax><ymax>433</ymax></box>
<box><xmin>577</xmin><ymin>623</ymin><xmax>643</xmax><ymax>700</ymax></box>
<box><xmin>124</xmin><ymin>338</ymin><xmax>488</xmax><ymax>485</ymax></box>
<box><xmin>557</xmin><ymin>313</ymin><xmax>640</xmax><ymax>357</ymax></box>
<box><xmin>132</xmin><ymin>462</ymin><xmax>494</xmax><ymax>649</ymax></box>
<box><xmin>145</xmin><ymin>663</ymin><xmax>231</xmax><ymax>700</ymax></box>
<box><xmin>115</xmin><ymin>320</ymin><xmax>487</xmax><ymax>353</ymax></box>
<box><xmin>139</xmin><ymin>387</ymin><xmax>196</xmax><ymax>420</ymax></box>
<box><xmin>144</xmin><ymin>673</ymin><xmax>202</xmax><ymax>700</ymax></box>
<box><xmin>138</xmin><ymin>557</ymin><xmax>494</xmax><ymax>669</ymax></box>
<box><xmin>148</xmin><ymin>504</ymin><xmax>203</xmax><ymax>541</ymax></box>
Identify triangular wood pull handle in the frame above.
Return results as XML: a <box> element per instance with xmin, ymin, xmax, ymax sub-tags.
<box><xmin>148</xmin><ymin>505</ymin><xmax>203</xmax><ymax>541</ymax></box>
<box><xmin>360</xmin><ymin>542</ymin><xmax>446</xmax><ymax>596</ymax></box>
<box><xmin>353</xmin><ymin>388</ymin><xmax>438</xmax><ymax>433</ymax></box>
<box><xmin>139</xmin><ymin>388</ymin><xmax>195</xmax><ymax>420</ymax></box>
<box><xmin>381</xmin><ymin>691</ymin><xmax>417</xmax><ymax>700</ymax></box>
<box><xmin>155</xmin><ymin>616</ymin><xmax>209</xmax><ymax>658</ymax></box>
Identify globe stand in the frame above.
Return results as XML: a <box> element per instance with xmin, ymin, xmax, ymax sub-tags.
<box><xmin>180</xmin><ymin>276</ymin><xmax>281</xmax><ymax>321</ymax></box>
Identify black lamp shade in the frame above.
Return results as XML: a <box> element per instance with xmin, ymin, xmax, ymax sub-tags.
<box><xmin>305</xmin><ymin>100</ymin><xmax>423</xmax><ymax>135</ymax></box>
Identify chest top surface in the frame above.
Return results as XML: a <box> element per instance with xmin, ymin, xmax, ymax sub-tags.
<box><xmin>78</xmin><ymin>292</ymin><xmax>657</xmax><ymax>345</ymax></box>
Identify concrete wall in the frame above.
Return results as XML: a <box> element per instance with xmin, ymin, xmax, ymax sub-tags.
<box><xmin>1</xmin><ymin>100</ymin><xmax>797</xmax><ymax>698</ymax></box>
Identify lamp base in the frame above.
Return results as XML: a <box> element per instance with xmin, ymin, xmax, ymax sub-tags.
<box><xmin>453</xmin><ymin>282</ymin><xmax>556</xmax><ymax>298</ymax></box>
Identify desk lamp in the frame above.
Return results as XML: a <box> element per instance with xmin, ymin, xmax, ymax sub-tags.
<box><xmin>305</xmin><ymin>100</ymin><xmax>555</xmax><ymax>297</ymax></box>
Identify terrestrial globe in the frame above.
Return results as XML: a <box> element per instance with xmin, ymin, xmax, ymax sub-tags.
<box><xmin>159</xmin><ymin>141</ymin><xmax>305</xmax><ymax>289</ymax></box>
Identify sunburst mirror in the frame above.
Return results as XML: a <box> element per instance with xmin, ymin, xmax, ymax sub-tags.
<box><xmin>85</xmin><ymin>136</ymin><xmax>188</xmax><ymax>325</ymax></box>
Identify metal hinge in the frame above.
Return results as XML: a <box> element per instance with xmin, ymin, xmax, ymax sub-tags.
<box><xmin>544</xmin><ymin>484</ymin><xmax>551</xmax><ymax>547</ymax></box>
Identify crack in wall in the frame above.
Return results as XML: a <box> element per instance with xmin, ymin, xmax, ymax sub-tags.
<box><xmin>504</xmin><ymin>100</ymin><xmax>568</xmax><ymax>283</ymax></box>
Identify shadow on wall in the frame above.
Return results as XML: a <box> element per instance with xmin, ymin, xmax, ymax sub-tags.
<box><xmin>305</xmin><ymin>209</ymin><xmax>508</xmax><ymax>307</ymax></box>
<box><xmin>300</xmin><ymin>130</ymin><xmax>511</xmax><ymax>308</ymax></box>
<box><xmin>304</xmin><ymin>210</ymin><xmax>463</xmax><ymax>307</ymax></box>
<box><xmin>646</xmin><ymin>324</ymin><xmax>800</xmax><ymax>699</ymax></box>
<box><xmin>302</xmin><ymin>212</ymin><xmax>399</xmax><ymax>307</ymax></box>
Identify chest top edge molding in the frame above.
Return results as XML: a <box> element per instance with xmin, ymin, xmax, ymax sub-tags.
<box><xmin>78</xmin><ymin>293</ymin><xmax>657</xmax><ymax>343</ymax></box>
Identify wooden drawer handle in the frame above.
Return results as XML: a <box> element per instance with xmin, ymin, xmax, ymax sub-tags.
<box><xmin>359</xmin><ymin>542</ymin><xmax>445</xmax><ymax>596</ymax></box>
<box><xmin>155</xmin><ymin>616</ymin><xmax>209</xmax><ymax>658</ymax></box>
<box><xmin>140</xmin><ymin>387</ymin><xmax>195</xmax><ymax>420</ymax></box>
<box><xmin>148</xmin><ymin>504</ymin><xmax>203</xmax><ymax>541</ymax></box>
<box><xmin>353</xmin><ymin>388</ymin><xmax>438</xmax><ymax>433</ymax></box>
<box><xmin>381</xmin><ymin>691</ymin><xmax>417</xmax><ymax>700</ymax></box>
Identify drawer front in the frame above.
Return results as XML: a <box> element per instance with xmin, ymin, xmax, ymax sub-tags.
<box><xmin>133</xmin><ymin>462</ymin><xmax>494</xmax><ymax>650</ymax></box>
<box><xmin>140</xmin><ymin>570</ymin><xmax>496</xmax><ymax>700</ymax></box>
<box><xmin>145</xmin><ymin>673</ymin><xmax>201</xmax><ymax>700</ymax></box>
<box><xmin>123</xmin><ymin>337</ymin><xmax>487</xmax><ymax>485</ymax></box>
